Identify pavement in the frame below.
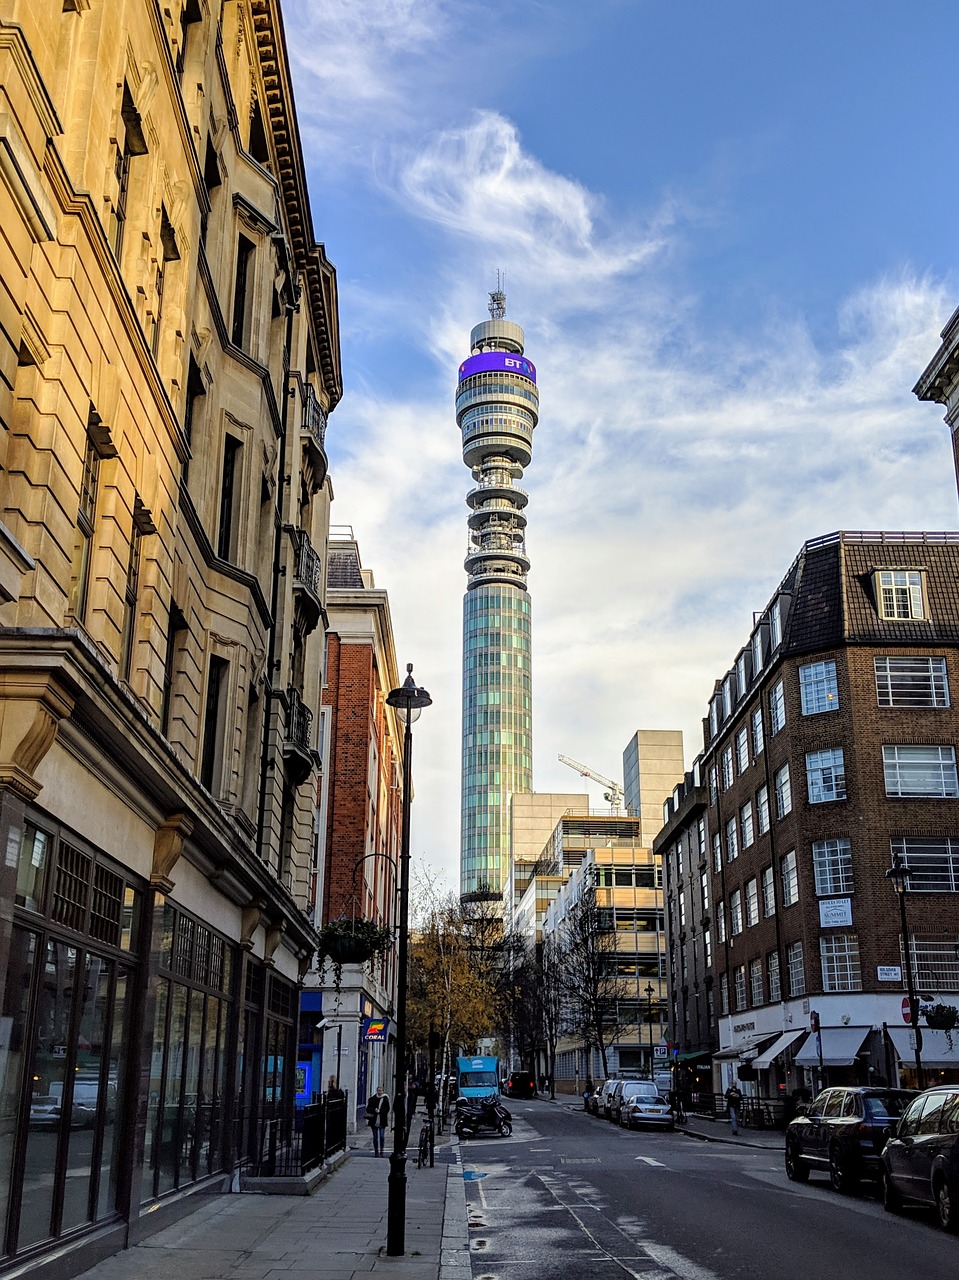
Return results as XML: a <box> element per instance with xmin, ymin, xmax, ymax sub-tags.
<box><xmin>75</xmin><ymin>1097</ymin><xmax>783</xmax><ymax>1280</ymax></box>
<box><xmin>75</xmin><ymin>1122</ymin><xmax>470</xmax><ymax>1280</ymax></box>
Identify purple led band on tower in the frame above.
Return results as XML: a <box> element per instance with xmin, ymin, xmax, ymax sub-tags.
<box><xmin>457</xmin><ymin>351</ymin><xmax>537</xmax><ymax>384</ymax></box>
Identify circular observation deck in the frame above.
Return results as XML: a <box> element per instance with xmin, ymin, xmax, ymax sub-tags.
<box><xmin>466</xmin><ymin>481</ymin><xmax>528</xmax><ymax>509</ymax></box>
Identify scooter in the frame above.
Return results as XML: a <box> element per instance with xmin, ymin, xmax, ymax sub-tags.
<box><xmin>454</xmin><ymin>1094</ymin><xmax>513</xmax><ymax>1138</ymax></box>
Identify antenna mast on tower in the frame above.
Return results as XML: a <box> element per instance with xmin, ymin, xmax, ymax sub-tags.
<box><xmin>488</xmin><ymin>270</ymin><xmax>507</xmax><ymax>320</ymax></box>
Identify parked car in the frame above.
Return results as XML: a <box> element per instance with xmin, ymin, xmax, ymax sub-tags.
<box><xmin>882</xmin><ymin>1085</ymin><xmax>959</xmax><ymax>1230</ymax></box>
<box><xmin>784</xmin><ymin>1086</ymin><xmax>917</xmax><ymax>1193</ymax></box>
<box><xmin>600</xmin><ymin>1078</ymin><xmax>623</xmax><ymax>1121</ymax></box>
<box><xmin>611</xmin><ymin>1080</ymin><xmax>662</xmax><ymax>1127</ymax></box>
<box><xmin>622</xmin><ymin>1082</ymin><xmax>675</xmax><ymax>1130</ymax></box>
<box><xmin>505</xmin><ymin>1070</ymin><xmax>537</xmax><ymax>1099</ymax></box>
<box><xmin>586</xmin><ymin>1082</ymin><xmax>605</xmax><ymax>1116</ymax></box>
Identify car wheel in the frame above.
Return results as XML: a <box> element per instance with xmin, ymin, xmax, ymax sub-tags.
<box><xmin>883</xmin><ymin>1169</ymin><xmax>903</xmax><ymax>1215</ymax></box>
<box><xmin>785</xmin><ymin>1141</ymin><xmax>809</xmax><ymax>1183</ymax></box>
<box><xmin>935</xmin><ymin>1177</ymin><xmax>959</xmax><ymax>1233</ymax></box>
<box><xmin>829</xmin><ymin>1145</ymin><xmax>859</xmax><ymax>1195</ymax></box>
<box><xmin>499</xmin><ymin>1121</ymin><xmax>512</xmax><ymax>1137</ymax></box>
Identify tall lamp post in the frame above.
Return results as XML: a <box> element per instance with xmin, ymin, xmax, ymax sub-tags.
<box><xmin>385</xmin><ymin>664</ymin><xmax>431</xmax><ymax>1257</ymax></box>
<box><xmin>886</xmin><ymin>855</ymin><xmax>924</xmax><ymax>1089</ymax></box>
<box><xmin>644</xmin><ymin>982</ymin><xmax>655</xmax><ymax>1080</ymax></box>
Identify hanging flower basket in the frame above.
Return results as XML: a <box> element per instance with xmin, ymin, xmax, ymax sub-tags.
<box><xmin>318</xmin><ymin>918</ymin><xmax>394</xmax><ymax>992</ymax></box>
<box><xmin>924</xmin><ymin>1003</ymin><xmax>959</xmax><ymax>1031</ymax></box>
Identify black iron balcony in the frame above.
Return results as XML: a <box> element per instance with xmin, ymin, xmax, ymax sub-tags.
<box><xmin>302</xmin><ymin>385</ymin><xmax>328</xmax><ymax>473</ymax></box>
<box><xmin>293</xmin><ymin>533</ymin><xmax>322</xmax><ymax>633</ymax></box>
<box><xmin>282</xmin><ymin>687</ymin><xmax>314</xmax><ymax>785</ymax></box>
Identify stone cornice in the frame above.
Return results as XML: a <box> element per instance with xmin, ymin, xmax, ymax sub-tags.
<box><xmin>177</xmin><ymin>488</ymin><xmax>274</xmax><ymax>629</ymax></box>
<box><xmin>914</xmin><ymin>305</ymin><xmax>959</xmax><ymax>404</ymax></box>
<box><xmin>0</xmin><ymin>23</ymin><xmax>63</xmax><ymax>140</ymax></box>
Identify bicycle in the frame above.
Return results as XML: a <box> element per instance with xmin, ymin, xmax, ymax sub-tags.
<box><xmin>417</xmin><ymin>1115</ymin><xmax>433</xmax><ymax>1168</ymax></box>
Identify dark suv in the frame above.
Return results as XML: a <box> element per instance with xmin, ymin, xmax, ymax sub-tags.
<box><xmin>883</xmin><ymin>1086</ymin><xmax>959</xmax><ymax>1230</ymax></box>
<box><xmin>505</xmin><ymin>1071</ymin><xmax>537</xmax><ymax>1099</ymax></box>
<box><xmin>785</xmin><ymin>1086</ymin><xmax>916</xmax><ymax>1193</ymax></box>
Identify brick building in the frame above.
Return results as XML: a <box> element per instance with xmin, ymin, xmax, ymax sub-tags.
<box><xmin>657</xmin><ymin>532</ymin><xmax>959</xmax><ymax>1106</ymax></box>
<box><xmin>300</xmin><ymin>531</ymin><xmax>404</xmax><ymax>1128</ymax></box>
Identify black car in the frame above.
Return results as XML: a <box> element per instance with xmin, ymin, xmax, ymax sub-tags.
<box><xmin>785</xmin><ymin>1086</ymin><xmax>917</xmax><ymax>1193</ymax></box>
<box><xmin>505</xmin><ymin>1070</ymin><xmax>537</xmax><ymax>1099</ymax></box>
<box><xmin>882</xmin><ymin>1085</ymin><xmax>959</xmax><ymax>1230</ymax></box>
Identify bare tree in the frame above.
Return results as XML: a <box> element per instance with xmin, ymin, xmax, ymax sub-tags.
<box><xmin>555</xmin><ymin>884</ymin><xmax>624</xmax><ymax>1079</ymax></box>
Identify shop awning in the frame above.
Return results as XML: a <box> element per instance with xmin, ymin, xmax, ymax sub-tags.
<box><xmin>675</xmin><ymin>1049</ymin><xmax>711</xmax><ymax>1062</ymax></box>
<box><xmin>750</xmin><ymin>1029</ymin><xmax>806</xmax><ymax>1071</ymax></box>
<box><xmin>887</xmin><ymin>1026</ymin><xmax>959</xmax><ymax>1070</ymax></box>
<box><xmin>794</xmin><ymin>1026</ymin><xmax>871</xmax><ymax>1068</ymax></box>
<box><xmin>714</xmin><ymin>1033</ymin><xmax>772</xmax><ymax>1061</ymax></box>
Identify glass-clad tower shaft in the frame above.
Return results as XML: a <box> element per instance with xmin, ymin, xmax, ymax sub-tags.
<box><xmin>457</xmin><ymin>292</ymin><xmax>538</xmax><ymax>896</ymax></box>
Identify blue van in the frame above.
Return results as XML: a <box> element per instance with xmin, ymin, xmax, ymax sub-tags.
<box><xmin>456</xmin><ymin>1055</ymin><xmax>500</xmax><ymax>1100</ymax></box>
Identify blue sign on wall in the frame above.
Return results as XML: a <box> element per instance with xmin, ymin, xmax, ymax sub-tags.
<box><xmin>458</xmin><ymin>351</ymin><xmax>537</xmax><ymax>385</ymax></box>
<box><xmin>363</xmin><ymin>1016</ymin><xmax>388</xmax><ymax>1042</ymax></box>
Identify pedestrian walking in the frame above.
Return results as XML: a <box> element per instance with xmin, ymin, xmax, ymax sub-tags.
<box><xmin>724</xmin><ymin>1080</ymin><xmax>743</xmax><ymax>1135</ymax></box>
<box><xmin>366</xmin><ymin>1085</ymin><xmax>390</xmax><ymax>1156</ymax></box>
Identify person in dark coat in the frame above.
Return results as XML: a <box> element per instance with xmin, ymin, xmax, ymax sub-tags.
<box><xmin>366</xmin><ymin>1085</ymin><xmax>390</xmax><ymax>1156</ymax></box>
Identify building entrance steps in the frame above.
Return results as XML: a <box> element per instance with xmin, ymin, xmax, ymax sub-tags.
<box><xmin>72</xmin><ymin>1126</ymin><xmax>470</xmax><ymax>1280</ymax></box>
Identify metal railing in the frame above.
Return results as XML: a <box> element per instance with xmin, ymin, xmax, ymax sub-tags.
<box><xmin>294</xmin><ymin>535</ymin><xmax>322</xmax><ymax>596</ymax></box>
<box><xmin>240</xmin><ymin>1094</ymin><xmax>348</xmax><ymax>1178</ymax></box>
<box><xmin>302</xmin><ymin>386</ymin><xmax>327</xmax><ymax>452</ymax></box>
<box><xmin>285</xmin><ymin>687</ymin><xmax>313</xmax><ymax>751</ymax></box>
<box><xmin>686</xmin><ymin>1091</ymin><xmax>787</xmax><ymax>1129</ymax></box>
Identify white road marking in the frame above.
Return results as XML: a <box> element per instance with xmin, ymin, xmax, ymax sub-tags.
<box><xmin>635</xmin><ymin>1156</ymin><xmax>667</xmax><ymax>1166</ymax></box>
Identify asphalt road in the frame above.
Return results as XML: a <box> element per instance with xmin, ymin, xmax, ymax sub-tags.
<box><xmin>459</xmin><ymin>1099</ymin><xmax>958</xmax><ymax>1280</ymax></box>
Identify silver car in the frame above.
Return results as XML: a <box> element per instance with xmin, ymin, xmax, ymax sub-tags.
<box><xmin>624</xmin><ymin>1083</ymin><xmax>675</xmax><ymax>1130</ymax></box>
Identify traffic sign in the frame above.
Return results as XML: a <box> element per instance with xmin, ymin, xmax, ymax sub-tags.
<box><xmin>902</xmin><ymin>996</ymin><xmax>912</xmax><ymax>1024</ymax></box>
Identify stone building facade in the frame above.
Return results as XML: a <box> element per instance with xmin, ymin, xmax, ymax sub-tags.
<box><xmin>0</xmin><ymin>2</ymin><xmax>340</xmax><ymax>1275</ymax></box>
<box><xmin>658</xmin><ymin>532</ymin><xmax>959</xmax><ymax>1106</ymax></box>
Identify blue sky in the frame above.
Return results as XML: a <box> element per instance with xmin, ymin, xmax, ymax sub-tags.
<box><xmin>284</xmin><ymin>0</ymin><xmax>959</xmax><ymax>891</ymax></box>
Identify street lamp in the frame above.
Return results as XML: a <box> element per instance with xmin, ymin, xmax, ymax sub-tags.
<box><xmin>644</xmin><ymin>982</ymin><xmax>655</xmax><ymax>1080</ymax></box>
<box><xmin>384</xmin><ymin>664</ymin><xmax>431</xmax><ymax>1257</ymax></box>
<box><xmin>886</xmin><ymin>855</ymin><xmax>924</xmax><ymax>1089</ymax></box>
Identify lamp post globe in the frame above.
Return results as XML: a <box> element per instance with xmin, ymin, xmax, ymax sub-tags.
<box><xmin>384</xmin><ymin>665</ymin><xmax>431</xmax><ymax>1256</ymax></box>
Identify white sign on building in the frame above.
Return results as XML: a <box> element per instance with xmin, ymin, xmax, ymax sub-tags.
<box><xmin>819</xmin><ymin>897</ymin><xmax>853</xmax><ymax>928</ymax></box>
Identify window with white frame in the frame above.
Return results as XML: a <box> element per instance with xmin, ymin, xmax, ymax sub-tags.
<box><xmin>740</xmin><ymin>800</ymin><xmax>754</xmax><ymax>847</ymax></box>
<box><xmin>903</xmin><ymin>934</ymin><xmax>959</xmax><ymax>990</ymax></box>
<box><xmin>876</xmin><ymin>569</ymin><xmax>925</xmax><ymax>621</ymax></box>
<box><xmin>770</xmin><ymin>598</ymin><xmax>783</xmax><ymax>649</ymax></box>
<box><xmin>774</xmin><ymin>762</ymin><xmax>792</xmax><ymax>818</ymax></box>
<box><xmin>712</xmin><ymin>831</ymin><xmax>722</xmax><ymax>873</ymax></box>
<box><xmin>786</xmin><ymin>940</ymin><xmax>805</xmax><ymax>996</ymax></box>
<box><xmin>708</xmin><ymin>764</ymin><xmax>718</xmax><ymax>804</ymax></box>
<box><xmin>745</xmin><ymin>877</ymin><xmax>759</xmax><ymax>927</ymax></box>
<box><xmin>717</xmin><ymin>899</ymin><xmax>726</xmax><ymax>943</ymax></box>
<box><xmin>761</xmin><ymin>865</ymin><xmax>776</xmax><ymax>916</ymax></box>
<box><xmin>704</xmin><ymin>927</ymin><xmax>712</xmax><ymax>967</ymax></box>
<box><xmin>875</xmin><ymin>656</ymin><xmax>949</xmax><ymax>708</ymax></box>
<box><xmin>721</xmin><ymin>746</ymin><xmax>734</xmax><ymax>790</ymax></box>
<box><xmin>806</xmin><ymin>748</ymin><xmax>847</xmax><ymax>804</ymax></box>
<box><xmin>799</xmin><ymin>660</ymin><xmax>840</xmax><ymax>715</ymax></box>
<box><xmin>890</xmin><ymin>836</ymin><xmax>959</xmax><ymax>892</ymax></box>
<box><xmin>883</xmin><ymin>744</ymin><xmax>959</xmax><ymax>798</ymax></box>
<box><xmin>736</xmin><ymin>726</ymin><xmax>749</xmax><ymax>774</ymax></box>
<box><xmin>698</xmin><ymin>816</ymin><xmax>706</xmax><ymax>859</ymax></box>
<box><xmin>769</xmin><ymin>679</ymin><xmax>786</xmax><ymax>734</ymax></box>
<box><xmin>725</xmin><ymin>815</ymin><xmax>739</xmax><ymax>862</ymax></box>
<box><xmin>820</xmin><ymin>933</ymin><xmax>862</xmax><ymax>991</ymax></box>
<box><xmin>812</xmin><ymin>838</ymin><xmax>854</xmax><ymax>895</ymax></box>
<box><xmin>730</xmin><ymin>889</ymin><xmax>743</xmax><ymax>935</ymax></box>
<box><xmin>757</xmin><ymin>784</ymin><xmax>770</xmax><ymax>833</ymax></box>
<box><xmin>720</xmin><ymin>972</ymin><xmax>729</xmax><ymax>1015</ymax></box>
<box><xmin>768</xmin><ymin>950</ymin><xmax>781</xmax><ymax>1001</ymax></box>
<box><xmin>722</xmin><ymin>676</ymin><xmax>733</xmax><ymax>720</ymax></box>
<box><xmin>752</xmin><ymin>706</ymin><xmax>764</xmax><ymax>756</ymax></box>
<box><xmin>701</xmin><ymin>869</ymin><xmax>710</xmax><ymax>912</ymax></box>
<box><xmin>734</xmin><ymin>964</ymin><xmax>747</xmax><ymax>1010</ymax></box>
<box><xmin>710</xmin><ymin>699</ymin><xmax>720</xmax><ymax>738</ymax></box>
<box><xmin>736</xmin><ymin>652</ymin><xmax>748</xmax><ymax>698</ymax></box>
<box><xmin>677</xmin><ymin>838</ymin><xmax>684</xmax><ymax>877</ymax></box>
<box><xmin>678</xmin><ymin>889</ymin><xmax>686</xmax><ymax>928</ymax></box>
<box><xmin>752</xmin><ymin>629</ymin><xmax>764</xmax><ymax>676</ymax></box>
<box><xmin>781</xmin><ymin>849</ymin><xmax>799</xmax><ymax>906</ymax></box>
<box><xmin>750</xmin><ymin>958</ymin><xmax>764</xmax><ymax>1005</ymax></box>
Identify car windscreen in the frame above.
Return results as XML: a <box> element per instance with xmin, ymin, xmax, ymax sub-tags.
<box><xmin>461</xmin><ymin>1071</ymin><xmax>498</xmax><ymax>1087</ymax></box>
<box><xmin>863</xmin><ymin>1093</ymin><xmax>914</xmax><ymax>1119</ymax></box>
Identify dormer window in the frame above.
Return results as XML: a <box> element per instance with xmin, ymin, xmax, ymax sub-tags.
<box><xmin>876</xmin><ymin>569</ymin><xmax>925</xmax><ymax>620</ymax></box>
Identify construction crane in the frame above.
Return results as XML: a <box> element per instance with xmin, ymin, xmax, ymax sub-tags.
<box><xmin>558</xmin><ymin>754</ymin><xmax>625</xmax><ymax>815</ymax></box>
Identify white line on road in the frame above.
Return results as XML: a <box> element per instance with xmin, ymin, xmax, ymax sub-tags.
<box><xmin>635</xmin><ymin>1157</ymin><xmax>667</xmax><ymax>1166</ymax></box>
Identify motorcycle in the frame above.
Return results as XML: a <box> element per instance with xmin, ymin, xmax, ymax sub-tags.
<box><xmin>454</xmin><ymin>1093</ymin><xmax>513</xmax><ymax>1138</ymax></box>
